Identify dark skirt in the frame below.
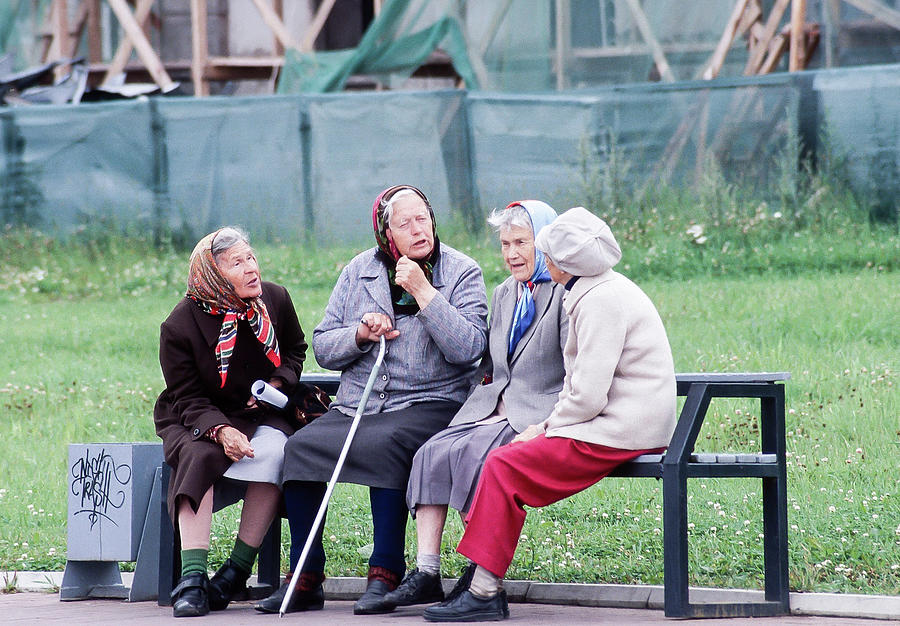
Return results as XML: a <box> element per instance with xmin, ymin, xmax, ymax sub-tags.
<box><xmin>406</xmin><ymin>419</ymin><xmax>517</xmax><ymax>516</ymax></box>
<box><xmin>282</xmin><ymin>401</ymin><xmax>462</xmax><ymax>491</ymax></box>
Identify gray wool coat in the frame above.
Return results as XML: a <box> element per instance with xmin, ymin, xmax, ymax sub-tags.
<box><xmin>312</xmin><ymin>243</ymin><xmax>489</xmax><ymax>414</ymax></box>
<box><xmin>448</xmin><ymin>276</ymin><xmax>568</xmax><ymax>432</ymax></box>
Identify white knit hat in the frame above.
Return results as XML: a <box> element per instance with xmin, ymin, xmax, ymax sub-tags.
<box><xmin>534</xmin><ymin>207</ymin><xmax>622</xmax><ymax>277</ymax></box>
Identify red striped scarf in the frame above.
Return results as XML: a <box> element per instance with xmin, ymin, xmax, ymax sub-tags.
<box><xmin>185</xmin><ymin>231</ymin><xmax>281</xmax><ymax>387</ymax></box>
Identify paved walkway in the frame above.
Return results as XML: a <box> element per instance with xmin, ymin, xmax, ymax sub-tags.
<box><xmin>3</xmin><ymin>572</ymin><xmax>897</xmax><ymax>624</ymax></box>
<box><xmin>1</xmin><ymin>593</ymin><xmax>895</xmax><ymax>625</ymax></box>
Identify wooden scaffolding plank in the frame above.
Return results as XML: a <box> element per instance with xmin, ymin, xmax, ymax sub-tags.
<box><xmin>744</xmin><ymin>0</ymin><xmax>790</xmax><ymax>74</ymax></box>
<box><xmin>789</xmin><ymin>0</ymin><xmax>808</xmax><ymax>71</ymax></box>
<box><xmin>190</xmin><ymin>0</ymin><xmax>208</xmax><ymax>96</ymax></box>
<box><xmin>103</xmin><ymin>0</ymin><xmax>156</xmax><ymax>84</ymax></box>
<box><xmin>842</xmin><ymin>0</ymin><xmax>900</xmax><ymax>30</ymax></box>
<box><xmin>106</xmin><ymin>0</ymin><xmax>174</xmax><ymax>91</ymax></box>
<box><xmin>624</xmin><ymin>0</ymin><xmax>676</xmax><ymax>82</ymax></box>
<box><xmin>87</xmin><ymin>0</ymin><xmax>102</xmax><ymax>63</ymax></box>
<box><xmin>703</xmin><ymin>0</ymin><xmax>751</xmax><ymax>79</ymax></box>
<box><xmin>300</xmin><ymin>0</ymin><xmax>338</xmax><ymax>52</ymax></box>
<box><xmin>250</xmin><ymin>0</ymin><xmax>298</xmax><ymax>51</ymax></box>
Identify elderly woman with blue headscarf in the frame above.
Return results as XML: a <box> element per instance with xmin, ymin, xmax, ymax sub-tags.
<box><xmin>381</xmin><ymin>200</ymin><xmax>568</xmax><ymax>611</ymax></box>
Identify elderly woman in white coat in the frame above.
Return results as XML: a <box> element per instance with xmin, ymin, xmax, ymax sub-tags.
<box><xmin>423</xmin><ymin>207</ymin><xmax>677</xmax><ymax>622</ymax></box>
<box><xmin>255</xmin><ymin>185</ymin><xmax>488</xmax><ymax>616</ymax></box>
<box><xmin>381</xmin><ymin>200</ymin><xmax>567</xmax><ymax>611</ymax></box>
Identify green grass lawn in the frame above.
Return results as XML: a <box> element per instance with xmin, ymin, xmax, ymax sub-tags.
<box><xmin>0</xmin><ymin>225</ymin><xmax>897</xmax><ymax>595</ymax></box>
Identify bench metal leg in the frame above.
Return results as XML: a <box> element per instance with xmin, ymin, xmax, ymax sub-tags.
<box><xmin>257</xmin><ymin>516</ymin><xmax>282</xmax><ymax>591</ymax></box>
<box><xmin>662</xmin><ymin>468</ymin><xmax>690</xmax><ymax>617</ymax></box>
<box><xmin>156</xmin><ymin>463</ymin><xmax>283</xmax><ymax>604</ymax></box>
<box><xmin>158</xmin><ymin>463</ymin><xmax>177</xmax><ymax>606</ymax></box>
<box><xmin>761</xmin><ymin>389</ymin><xmax>790</xmax><ymax>611</ymax></box>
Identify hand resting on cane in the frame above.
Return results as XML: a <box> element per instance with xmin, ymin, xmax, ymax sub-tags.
<box><xmin>356</xmin><ymin>312</ymin><xmax>400</xmax><ymax>346</ymax></box>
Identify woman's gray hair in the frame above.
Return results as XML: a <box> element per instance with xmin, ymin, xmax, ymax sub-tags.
<box><xmin>487</xmin><ymin>205</ymin><xmax>533</xmax><ymax>234</ymax></box>
<box><xmin>381</xmin><ymin>188</ymin><xmax>418</xmax><ymax>226</ymax></box>
<box><xmin>211</xmin><ymin>226</ymin><xmax>251</xmax><ymax>260</ymax></box>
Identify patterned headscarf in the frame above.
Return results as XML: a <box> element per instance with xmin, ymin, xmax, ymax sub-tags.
<box><xmin>505</xmin><ymin>200</ymin><xmax>558</xmax><ymax>355</ymax></box>
<box><xmin>372</xmin><ymin>185</ymin><xmax>440</xmax><ymax>314</ymax></box>
<box><xmin>186</xmin><ymin>229</ymin><xmax>280</xmax><ymax>387</ymax></box>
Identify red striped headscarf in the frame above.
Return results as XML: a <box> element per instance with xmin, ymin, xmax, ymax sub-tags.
<box><xmin>185</xmin><ymin>230</ymin><xmax>280</xmax><ymax>387</ymax></box>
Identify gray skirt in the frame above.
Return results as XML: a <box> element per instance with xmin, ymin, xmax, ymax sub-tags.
<box><xmin>282</xmin><ymin>401</ymin><xmax>461</xmax><ymax>491</ymax></box>
<box><xmin>406</xmin><ymin>419</ymin><xmax>517</xmax><ymax>516</ymax></box>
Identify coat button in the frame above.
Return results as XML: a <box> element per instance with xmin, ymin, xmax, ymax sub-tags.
<box><xmin>381</xmin><ymin>374</ymin><xmax>387</xmax><ymax>381</ymax></box>
<box><xmin>379</xmin><ymin>393</ymin><xmax>385</xmax><ymax>399</ymax></box>
<box><xmin>193</xmin><ymin>428</ymin><xmax>200</xmax><ymax>436</ymax></box>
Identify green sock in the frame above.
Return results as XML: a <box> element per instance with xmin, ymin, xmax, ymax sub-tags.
<box><xmin>181</xmin><ymin>548</ymin><xmax>208</xmax><ymax>577</ymax></box>
<box><xmin>229</xmin><ymin>538</ymin><xmax>258</xmax><ymax>574</ymax></box>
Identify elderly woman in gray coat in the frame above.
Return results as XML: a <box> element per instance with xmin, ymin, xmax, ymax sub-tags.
<box><xmin>381</xmin><ymin>200</ymin><xmax>568</xmax><ymax>611</ymax></box>
<box><xmin>255</xmin><ymin>185</ymin><xmax>488</xmax><ymax>616</ymax></box>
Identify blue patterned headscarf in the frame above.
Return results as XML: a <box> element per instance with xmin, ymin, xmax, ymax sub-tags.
<box><xmin>506</xmin><ymin>200</ymin><xmax>558</xmax><ymax>355</ymax></box>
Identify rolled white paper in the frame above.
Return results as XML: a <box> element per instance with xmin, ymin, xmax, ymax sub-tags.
<box><xmin>251</xmin><ymin>380</ymin><xmax>288</xmax><ymax>409</ymax></box>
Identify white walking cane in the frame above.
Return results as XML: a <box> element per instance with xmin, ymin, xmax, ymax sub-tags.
<box><xmin>279</xmin><ymin>335</ymin><xmax>386</xmax><ymax>616</ymax></box>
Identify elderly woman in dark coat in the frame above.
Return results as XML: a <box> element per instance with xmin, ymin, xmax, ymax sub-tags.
<box><xmin>381</xmin><ymin>200</ymin><xmax>568</xmax><ymax>611</ymax></box>
<box><xmin>154</xmin><ymin>227</ymin><xmax>308</xmax><ymax>618</ymax></box>
<box><xmin>255</xmin><ymin>185</ymin><xmax>488</xmax><ymax>616</ymax></box>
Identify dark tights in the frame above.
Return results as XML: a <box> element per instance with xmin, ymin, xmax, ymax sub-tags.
<box><xmin>283</xmin><ymin>481</ymin><xmax>408</xmax><ymax>576</ymax></box>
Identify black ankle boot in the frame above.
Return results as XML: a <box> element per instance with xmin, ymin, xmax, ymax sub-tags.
<box><xmin>354</xmin><ymin>566</ymin><xmax>402</xmax><ymax>615</ymax></box>
<box><xmin>171</xmin><ymin>572</ymin><xmax>210</xmax><ymax>618</ymax></box>
<box><xmin>207</xmin><ymin>558</ymin><xmax>250</xmax><ymax>611</ymax></box>
<box><xmin>254</xmin><ymin>572</ymin><xmax>325</xmax><ymax>614</ymax></box>
<box><xmin>383</xmin><ymin>568</ymin><xmax>445</xmax><ymax>606</ymax></box>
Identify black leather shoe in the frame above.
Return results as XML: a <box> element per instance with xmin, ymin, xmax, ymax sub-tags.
<box><xmin>254</xmin><ymin>575</ymin><xmax>325</xmax><ymax>614</ymax></box>
<box><xmin>207</xmin><ymin>558</ymin><xmax>250</xmax><ymax>611</ymax></box>
<box><xmin>423</xmin><ymin>589</ymin><xmax>509</xmax><ymax>622</ymax></box>
<box><xmin>383</xmin><ymin>568</ymin><xmax>445</xmax><ymax>607</ymax></box>
<box><xmin>171</xmin><ymin>572</ymin><xmax>210</xmax><ymax>618</ymax></box>
<box><xmin>443</xmin><ymin>562</ymin><xmax>477</xmax><ymax>604</ymax></box>
<box><xmin>353</xmin><ymin>579</ymin><xmax>396</xmax><ymax>615</ymax></box>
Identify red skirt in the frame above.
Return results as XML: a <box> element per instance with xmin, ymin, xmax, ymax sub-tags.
<box><xmin>457</xmin><ymin>434</ymin><xmax>664</xmax><ymax>578</ymax></box>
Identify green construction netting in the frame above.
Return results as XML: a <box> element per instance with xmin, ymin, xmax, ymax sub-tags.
<box><xmin>2</xmin><ymin>64</ymin><xmax>899</xmax><ymax>243</ymax></box>
<box><xmin>276</xmin><ymin>0</ymin><xmax>900</xmax><ymax>94</ymax></box>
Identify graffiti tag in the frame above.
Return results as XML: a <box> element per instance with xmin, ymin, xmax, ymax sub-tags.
<box><xmin>70</xmin><ymin>448</ymin><xmax>132</xmax><ymax>530</ymax></box>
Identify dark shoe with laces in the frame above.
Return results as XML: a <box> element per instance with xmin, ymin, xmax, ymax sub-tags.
<box><xmin>171</xmin><ymin>572</ymin><xmax>210</xmax><ymax>618</ymax></box>
<box><xmin>443</xmin><ymin>562</ymin><xmax>477</xmax><ymax>605</ymax></box>
<box><xmin>353</xmin><ymin>566</ymin><xmax>402</xmax><ymax>615</ymax></box>
<box><xmin>423</xmin><ymin>589</ymin><xmax>509</xmax><ymax>622</ymax></box>
<box><xmin>254</xmin><ymin>572</ymin><xmax>325</xmax><ymax>614</ymax></box>
<box><xmin>207</xmin><ymin>558</ymin><xmax>250</xmax><ymax>611</ymax></box>
<box><xmin>382</xmin><ymin>568</ymin><xmax>445</xmax><ymax>607</ymax></box>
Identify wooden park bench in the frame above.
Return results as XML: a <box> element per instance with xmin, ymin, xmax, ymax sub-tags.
<box><xmin>152</xmin><ymin>371</ymin><xmax>790</xmax><ymax>618</ymax></box>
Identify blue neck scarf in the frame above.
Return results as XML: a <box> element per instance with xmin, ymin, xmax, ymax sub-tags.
<box><xmin>507</xmin><ymin>200</ymin><xmax>558</xmax><ymax>355</ymax></box>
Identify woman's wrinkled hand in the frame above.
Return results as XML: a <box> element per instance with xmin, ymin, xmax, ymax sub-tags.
<box><xmin>356</xmin><ymin>312</ymin><xmax>400</xmax><ymax>346</ymax></box>
<box><xmin>395</xmin><ymin>256</ymin><xmax>437</xmax><ymax>307</ymax></box>
<box><xmin>512</xmin><ymin>423</ymin><xmax>545</xmax><ymax>444</ymax></box>
<box><xmin>218</xmin><ymin>426</ymin><xmax>254</xmax><ymax>462</ymax></box>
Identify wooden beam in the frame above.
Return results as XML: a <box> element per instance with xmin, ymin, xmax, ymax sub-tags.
<box><xmin>67</xmin><ymin>1</ymin><xmax>90</xmax><ymax>59</ymax></box>
<box><xmin>272</xmin><ymin>0</ymin><xmax>284</xmax><ymax>56</ymax></box>
<box><xmin>760</xmin><ymin>32</ymin><xmax>789</xmax><ymax>73</ymax></box>
<box><xmin>250</xmin><ymin>0</ymin><xmax>298</xmax><ymax>51</ymax></box>
<box><xmin>789</xmin><ymin>0</ymin><xmax>807</xmax><ymax>71</ymax></box>
<box><xmin>703</xmin><ymin>0</ymin><xmax>751</xmax><ymax>79</ymax></box>
<box><xmin>477</xmin><ymin>0</ymin><xmax>514</xmax><ymax>59</ymax></box>
<box><xmin>744</xmin><ymin>0</ymin><xmax>790</xmax><ymax>74</ymax></box>
<box><xmin>841</xmin><ymin>0</ymin><xmax>900</xmax><ymax>31</ymax></box>
<box><xmin>107</xmin><ymin>0</ymin><xmax>175</xmax><ymax>91</ymax></box>
<box><xmin>625</xmin><ymin>0</ymin><xmax>676</xmax><ymax>82</ymax></box>
<box><xmin>87</xmin><ymin>0</ymin><xmax>102</xmax><ymax>63</ymax></box>
<box><xmin>821</xmin><ymin>0</ymin><xmax>840</xmax><ymax>67</ymax></box>
<box><xmin>190</xmin><ymin>0</ymin><xmax>208</xmax><ymax>96</ymax></box>
<box><xmin>555</xmin><ymin>0</ymin><xmax>571</xmax><ymax>89</ymax></box>
<box><xmin>103</xmin><ymin>0</ymin><xmax>156</xmax><ymax>84</ymax></box>
<box><xmin>299</xmin><ymin>0</ymin><xmax>338</xmax><ymax>52</ymax></box>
